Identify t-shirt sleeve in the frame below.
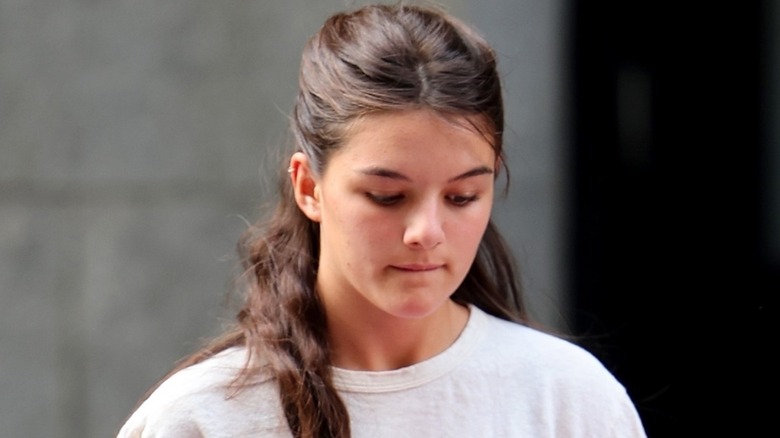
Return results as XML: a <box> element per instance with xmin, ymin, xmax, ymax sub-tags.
<box><xmin>117</xmin><ymin>406</ymin><xmax>206</xmax><ymax>438</ymax></box>
<box><xmin>551</xmin><ymin>347</ymin><xmax>648</xmax><ymax>438</ymax></box>
<box><xmin>115</xmin><ymin>348</ymin><xmax>287</xmax><ymax>438</ymax></box>
<box><xmin>116</xmin><ymin>377</ymin><xmax>211</xmax><ymax>438</ymax></box>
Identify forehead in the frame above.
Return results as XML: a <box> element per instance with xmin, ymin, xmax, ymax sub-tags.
<box><xmin>318</xmin><ymin>109</ymin><xmax>497</xmax><ymax>184</ymax></box>
<box><xmin>337</xmin><ymin>109</ymin><xmax>495</xmax><ymax>159</ymax></box>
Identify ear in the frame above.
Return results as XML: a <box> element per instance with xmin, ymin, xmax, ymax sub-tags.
<box><xmin>289</xmin><ymin>152</ymin><xmax>322</xmax><ymax>222</ymax></box>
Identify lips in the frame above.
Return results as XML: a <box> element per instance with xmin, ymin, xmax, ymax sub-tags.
<box><xmin>391</xmin><ymin>263</ymin><xmax>443</xmax><ymax>272</ymax></box>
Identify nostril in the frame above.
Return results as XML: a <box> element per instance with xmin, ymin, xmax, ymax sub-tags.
<box><xmin>403</xmin><ymin>218</ymin><xmax>444</xmax><ymax>250</ymax></box>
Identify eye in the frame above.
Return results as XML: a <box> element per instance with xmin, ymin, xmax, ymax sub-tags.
<box><xmin>366</xmin><ymin>193</ymin><xmax>404</xmax><ymax>206</ymax></box>
<box><xmin>447</xmin><ymin>194</ymin><xmax>478</xmax><ymax>207</ymax></box>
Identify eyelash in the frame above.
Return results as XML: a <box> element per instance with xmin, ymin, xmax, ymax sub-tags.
<box><xmin>367</xmin><ymin>193</ymin><xmax>404</xmax><ymax>206</ymax></box>
<box><xmin>366</xmin><ymin>193</ymin><xmax>478</xmax><ymax>207</ymax></box>
<box><xmin>447</xmin><ymin>194</ymin><xmax>479</xmax><ymax>206</ymax></box>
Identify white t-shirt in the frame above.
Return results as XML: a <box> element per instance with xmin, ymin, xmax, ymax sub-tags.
<box><xmin>117</xmin><ymin>305</ymin><xmax>647</xmax><ymax>437</ymax></box>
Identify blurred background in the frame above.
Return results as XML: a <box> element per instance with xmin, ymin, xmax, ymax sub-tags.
<box><xmin>0</xmin><ymin>0</ymin><xmax>774</xmax><ymax>437</ymax></box>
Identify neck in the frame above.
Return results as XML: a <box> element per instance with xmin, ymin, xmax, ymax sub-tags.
<box><xmin>324</xmin><ymin>299</ymin><xmax>469</xmax><ymax>371</ymax></box>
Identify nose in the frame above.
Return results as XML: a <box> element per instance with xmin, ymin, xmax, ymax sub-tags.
<box><xmin>403</xmin><ymin>199</ymin><xmax>445</xmax><ymax>250</ymax></box>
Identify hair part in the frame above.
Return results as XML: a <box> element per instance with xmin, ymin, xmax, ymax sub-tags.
<box><xmin>293</xmin><ymin>3</ymin><xmax>506</xmax><ymax>178</ymax></box>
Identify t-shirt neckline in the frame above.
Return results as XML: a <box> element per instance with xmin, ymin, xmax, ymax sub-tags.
<box><xmin>331</xmin><ymin>304</ymin><xmax>488</xmax><ymax>393</ymax></box>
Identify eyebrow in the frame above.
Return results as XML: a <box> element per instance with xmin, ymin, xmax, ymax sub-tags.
<box><xmin>357</xmin><ymin>165</ymin><xmax>493</xmax><ymax>182</ymax></box>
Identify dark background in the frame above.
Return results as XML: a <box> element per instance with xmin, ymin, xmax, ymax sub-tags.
<box><xmin>568</xmin><ymin>2</ymin><xmax>774</xmax><ymax>436</ymax></box>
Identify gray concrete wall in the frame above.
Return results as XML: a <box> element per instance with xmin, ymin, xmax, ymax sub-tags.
<box><xmin>0</xmin><ymin>1</ymin><xmax>568</xmax><ymax>436</ymax></box>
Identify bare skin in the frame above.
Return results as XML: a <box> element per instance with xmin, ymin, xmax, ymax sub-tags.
<box><xmin>290</xmin><ymin>109</ymin><xmax>495</xmax><ymax>371</ymax></box>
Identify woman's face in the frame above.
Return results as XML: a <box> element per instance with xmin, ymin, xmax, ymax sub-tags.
<box><xmin>295</xmin><ymin>109</ymin><xmax>496</xmax><ymax>321</ymax></box>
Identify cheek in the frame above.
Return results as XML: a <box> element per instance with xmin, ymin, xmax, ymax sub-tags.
<box><xmin>352</xmin><ymin>214</ymin><xmax>398</xmax><ymax>249</ymax></box>
<box><xmin>451</xmin><ymin>207</ymin><xmax>492</xmax><ymax>248</ymax></box>
<box><xmin>339</xmin><ymin>218</ymin><xmax>397</xmax><ymax>277</ymax></box>
<box><xmin>327</xmin><ymin>200</ymin><xmax>397</xmax><ymax>254</ymax></box>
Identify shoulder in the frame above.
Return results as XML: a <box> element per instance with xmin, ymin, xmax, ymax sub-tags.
<box><xmin>466</xmin><ymin>307</ymin><xmax>647</xmax><ymax>436</ymax></box>
<box><xmin>474</xmin><ymin>307</ymin><xmax>617</xmax><ymax>381</ymax></box>
<box><xmin>117</xmin><ymin>347</ymin><xmax>287</xmax><ymax>437</ymax></box>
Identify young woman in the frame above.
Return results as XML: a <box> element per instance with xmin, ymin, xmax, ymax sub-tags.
<box><xmin>118</xmin><ymin>4</ymin><xmax>646</xmax><ymax>437</ymax></box>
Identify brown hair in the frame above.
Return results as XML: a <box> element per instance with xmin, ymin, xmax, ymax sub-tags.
<box><xmin>160</xmin><ymin>4</ymin><xmax>527</xmax><ymax>437</ymax></box>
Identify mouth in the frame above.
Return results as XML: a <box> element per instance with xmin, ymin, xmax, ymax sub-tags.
<box><xmin>391</xmin><ymin>263</ymin><xmax>443</xmax><ymax>272</ymax></box>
